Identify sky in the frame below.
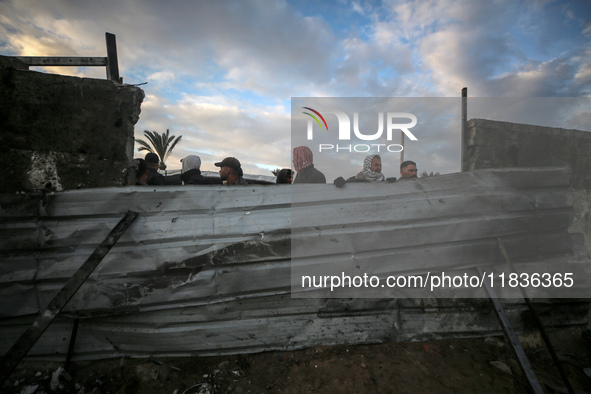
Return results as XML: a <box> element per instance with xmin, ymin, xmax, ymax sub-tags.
<box><xmin>1</xmin><ymin>0</ymin><xmax>590</xmax><ymax>179</ymax></box>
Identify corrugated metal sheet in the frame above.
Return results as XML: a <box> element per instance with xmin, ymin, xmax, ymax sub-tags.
<box><xmin>0</xmin><ymin>167</ymin><xmax>589</xmax><ymax>360</ymax></box>
<box><xmin>289</xmin><ymin>166</ymin><xmax>588</xmax><ymax>298</ymax></box>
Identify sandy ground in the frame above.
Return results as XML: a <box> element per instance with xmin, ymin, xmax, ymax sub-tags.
<box><xmin>3</xmin><ymin>326</ymin><xmax>591</xmax><ymax>393</ymax></box>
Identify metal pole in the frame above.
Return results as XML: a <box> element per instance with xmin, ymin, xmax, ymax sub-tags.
<box><xmin>400</xmin><ymin>130</ymin><xmax>405</xmax><ymax>165</ymax></box>
<box><xmin>461</xmin><ymin>87</ymin><xmax>467</xmax><ymax>172</ymax></box>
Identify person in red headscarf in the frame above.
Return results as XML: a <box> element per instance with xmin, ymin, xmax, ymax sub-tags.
<box><xmin>292</xmin><ymin>146</ymin><xmax>326</xmax><ymax>184</ymax></box>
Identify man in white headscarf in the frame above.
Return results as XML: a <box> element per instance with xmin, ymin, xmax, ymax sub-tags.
<box><xmin>348</xmin><ymin>154</ymin><xmax>385</xmax><ymax>182</ymax></box>
<box><xmin>180</xmin><ymin>155</ymin><xmax>219</xmax><ymax>185</ymax></box>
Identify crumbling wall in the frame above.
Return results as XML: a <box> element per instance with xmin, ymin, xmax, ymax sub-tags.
<box><xmin>0</xmin><ymin>55</ymin><xmax>144</xmax><ymax>192</ymax></box>
<box><xmin>462</xmin><ymin>118</ymin><xmax>591</xmax><ymax>256</ymax></box>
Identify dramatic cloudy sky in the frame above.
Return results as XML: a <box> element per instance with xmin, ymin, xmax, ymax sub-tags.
<box><xmin>1</xmin><ymin>0</ymin><xmax>590</xmax><ymax>179</ymax></box>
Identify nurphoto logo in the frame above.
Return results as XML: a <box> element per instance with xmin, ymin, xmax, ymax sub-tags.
<box><xmin>302</xmin><ymin>107</ymin><xmax>418</xmax><ymax>153</ymax></box>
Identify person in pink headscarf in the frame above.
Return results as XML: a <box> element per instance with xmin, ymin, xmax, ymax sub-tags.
<box><xmin>292</xmin><ymin>146</ymin><xmax>326</xmax><ymax>184</ymax></box>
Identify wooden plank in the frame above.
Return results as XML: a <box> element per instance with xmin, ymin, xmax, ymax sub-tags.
<box><xmin>13</xmin><ymin>32</ymin><xmax>121</xmax><ymax>82</ymax></box>
<box><xmin>0</xmin><ymin>211</ymin><xmax>137</xmax><ymax>386</ymax></box>
<box><xmin>15</xmin><ymin>56</ymin><xmax>108</xmax><ymax>67</ymax></box>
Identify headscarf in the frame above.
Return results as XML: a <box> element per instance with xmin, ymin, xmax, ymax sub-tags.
<box><xmin>181</xmin><ymin>155</ymin><xmax>201</xmax><ymax>172</ymax></box>
<box><xmin>293</xmin><ymin>146</ymin><xmax>314</xmax><ymax>173</ymax></box>
<box><xmin>361</xmin><ymin>154</ymin><xmax>385</xmax><ymax>182</ymax></box>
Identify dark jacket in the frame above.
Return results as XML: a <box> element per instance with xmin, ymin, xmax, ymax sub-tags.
<box><xmin>234</xmin><ymin>176</ymin><xmax>249</xmax><ymax>185</ymax></box>
<box><xmin>146</xmin><ymin>168</ymin><xmax>165</xmax><ymax>185</ymax></box>
<box><xmin>347</xmin><ymin>172</ymin><xmax>370</xmax><ymax>182</ymax></box>
<box><xmin>180</xmin><ymin>169</ymin><xmax>222</xmax><ymax>185</ymax></box>
<box><xmin>293</xmin><ymin>165</ymin><xmax>326</xmax><ymax>184</ymax></box>
<box><xmin>345</xmin><ymin>173</ymin><xmax>396</xmax><ymax>183</ymax></box>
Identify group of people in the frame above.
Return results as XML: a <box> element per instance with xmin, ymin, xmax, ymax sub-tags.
<box><xmin>287</xmin><ymin>146</ymin><xmax>418</xmax><ymax>185</ymax></box>
<box><xmin>136</xmin><ymin>153</ymin><xmax>165</xmax><ymax>186</ymax></box>
<box><xmin>135</xmin><ymin>146</ymin><xmax>418</xmax><ymax>186</ymax></box>
<box><xmin>344</xmin><ymin>155</ymin><xmax>418</xmax><ymax>183</ymax></box>
<box><xmin>136</xmin><ymin>153</ymin><xmax>248</xmax><ymax>186</ymax></box>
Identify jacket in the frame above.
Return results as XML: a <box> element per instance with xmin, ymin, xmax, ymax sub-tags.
<box><xmin>181</xmin><ymin>169</ymin><xmax>221</xmax><ymax>185</ymax></box>
<box><xmin>293</xmin><ymin>164</ymin><xmax>326</xmax><ymax>184</ymax></box>
<box><xmin>146</xmin><ymin>168</ymin><xmax>165</xmax><ymax>185</ymax></box>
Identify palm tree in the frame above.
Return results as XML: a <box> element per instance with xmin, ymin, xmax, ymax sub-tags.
<box><xmin>135</xmin><ymin>129</ymin><xmax>182</xmax><ymax>171</ymax></box>
<box><xmin>420</xmin><ymin>171</ymin><xmax>440</xmax><ymax>178</ymax></box>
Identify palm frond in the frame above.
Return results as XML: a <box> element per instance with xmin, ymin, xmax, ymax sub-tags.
<box><xmin>135</xmin><ymin>129</ymin><xmax>183</xmax><ymax>170</ymax></box>
<box><xmin>135</xmin><ymin>138</ymin><xmax>154</xmax><ymax>153</ymax></box>
<box><xmin>165</xmin><ymin>135</ymin><xmax>182</xmax><ymax>161</ymax></box>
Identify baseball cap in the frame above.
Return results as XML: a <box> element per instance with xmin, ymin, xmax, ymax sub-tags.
<box><xmin>215</xmin><ymin>157</ymin><xmax>242</xmax><ymax>171</ymax></box>
<box><xmin>145</xmin><ymin>152</ymin><xmax>160</xmax><ymax>164</ymax></box>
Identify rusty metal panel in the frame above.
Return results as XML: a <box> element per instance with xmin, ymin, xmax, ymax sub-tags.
<box><xmin>0</xmin><ymin>167</ymin><xmax>589</xmax><ymax>360</ymax></box>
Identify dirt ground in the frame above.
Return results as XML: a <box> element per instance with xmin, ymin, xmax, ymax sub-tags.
<box><xmin>3</xmin><ymin>326</ymin><xmax>591</xmax><ymax>394</ymax></box>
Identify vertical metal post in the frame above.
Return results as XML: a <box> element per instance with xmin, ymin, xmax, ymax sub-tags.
<box><xmin>105</xmin><ymin>32</ymin><xmax>121</xmax><ymax>83</ymax></box>
<box><xmin>461</xmin><ymin>87</ymin><xmax>467</xmax><ymax>172</ymax></box>
<box><xmin>400</xmin><ymin>130</ymin><xmax>405</xmax><ymax>165</ymax></box>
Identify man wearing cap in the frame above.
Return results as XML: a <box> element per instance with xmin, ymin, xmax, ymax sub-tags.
<box><xmin>145</xmin><ymin>152</ymin><xmax>165</xmax><ymax>185</ymax></box>
<box><xmin>215</xmin><ymin>157</ymin><xmax>249</xmax><ymax>185</ymax></box>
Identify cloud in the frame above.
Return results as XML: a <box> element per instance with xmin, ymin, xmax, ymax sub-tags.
<box><xmin>1</xmin><ymin>0</ymin><xmax>589</xmax><ymax>176</ymax></box>
<box><xmin>376</xmin><ymin>0</ymin><xmax>591</xmax><ymax>97</ymax></box>
<box><xmin>147</xmin><ymin>71</ymin><xmax>175</xmax><ymax>83</ymax></box>
<box><xmin>119</xmin><ymin>1</ymin><xmax>339</xmax><ymax>98</ymax></box>
<box><xmin>419</xmin><ymin>26</ymin><xmax>518</xmax><ymax>95</ymax></box>
<box><xmin>135</xmin><ymin>91</ymin><xmax>292</xmax><ymax>176</ymax></box>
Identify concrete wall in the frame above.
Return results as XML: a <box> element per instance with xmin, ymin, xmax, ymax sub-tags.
<box><xmin>0</xmin><ymin>55</ymin><xmax>144</xmax><ymax>192</ymax></box>
<box><xmin>462</xmin><ymin>118</ymin><xmax>591</xmax><ymax>256</ymax></box>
